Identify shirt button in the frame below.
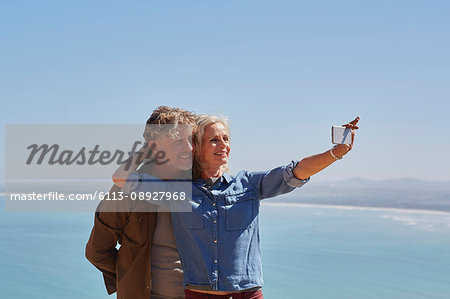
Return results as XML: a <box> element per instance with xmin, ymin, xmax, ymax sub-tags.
<box><xmin>214</xmin><ymin>259</ymin><xmax>218</xmax><ymax>263</ymax></box>
<box><xmin>212</xmin><ymin>203</ymin><xmax>216</xmax><ymax>207</ymax></box>
<box><xmin>213</xmin><ymin>220</ymin><xmax>217</xmax><ymax>224</ymax></box>
<box><xmin>214</xmin><ymin>240</ymin><xmax>217</xmax><ymax>243</ymax></box>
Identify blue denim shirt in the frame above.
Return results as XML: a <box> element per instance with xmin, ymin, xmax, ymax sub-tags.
<box><xmin>124</xmin><ymin>161</ymin><xmax>309</xmax><ymax>292</ymax></box>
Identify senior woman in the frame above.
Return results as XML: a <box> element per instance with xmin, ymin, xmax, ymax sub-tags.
<box><xmin>125</xmin><ymin>115</ymin><xmax>359</xmax><ymax>298</ymax></box>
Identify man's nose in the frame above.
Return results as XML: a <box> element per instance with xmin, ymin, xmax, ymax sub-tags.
<box><xmin>181</xmin><ymin>138</ymin><xmax>193</xmax><ymax>151</ymax></box>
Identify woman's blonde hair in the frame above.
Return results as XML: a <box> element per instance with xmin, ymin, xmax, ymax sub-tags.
<box><xmin>193</xmin><ymin>114</ymin><xmax>230</xmax><ymax>180</ymax></box>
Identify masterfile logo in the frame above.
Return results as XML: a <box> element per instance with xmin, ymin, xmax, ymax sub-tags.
<box><xmin>5</xmin><ymin>124</ymin><xmax>193</xmax><ymax>212</ymax></box>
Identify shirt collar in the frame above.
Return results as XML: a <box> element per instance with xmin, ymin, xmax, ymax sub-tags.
<box><xmin>195</xmin><ymin>172</ymin><xmax>232</xmax><ymax>185</ymax></box>
<box><xmin>222</xmin><ymin>172</ymin><xmax>232</xmax><ymax>184</ymax></box>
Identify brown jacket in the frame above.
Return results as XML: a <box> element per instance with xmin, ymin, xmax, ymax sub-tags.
<box><xmin>85</xmin><ymin>184</ymin><xmax>158</xmax><ymax>299</ymax></box>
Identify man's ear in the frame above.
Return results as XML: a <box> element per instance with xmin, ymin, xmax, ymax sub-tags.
<box><xmin>144</xmin><ymin>140</ymin><xmax>158</xmax><ymax>160</ymax></box>
<box><xmin>147</xmin><ymin>140</ymin><xmax>158</xmax><ymax>150</ymax></box>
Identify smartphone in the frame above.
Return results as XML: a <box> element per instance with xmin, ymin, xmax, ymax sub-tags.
<box><xmin>332</xmin><ymin>126</ymin><xmax>352</xmax><ymax>144</ymax></box>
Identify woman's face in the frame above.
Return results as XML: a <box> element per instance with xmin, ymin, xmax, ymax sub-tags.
<box><xmin>199</xmin><ymin>122</ymin><xmax>230</xmax><ymax>171</ymax></box>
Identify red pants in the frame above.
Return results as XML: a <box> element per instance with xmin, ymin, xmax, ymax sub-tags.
<box><xmin>185</xmin><ymin>289</ymin><xmax>263</xmax><ymax>299</ymax></box>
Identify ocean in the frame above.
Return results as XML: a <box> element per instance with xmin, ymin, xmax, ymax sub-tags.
<box><xmin>1</xmin><ymin>196</ymin><xmax>450</xmax><ymax>299</ymax></box>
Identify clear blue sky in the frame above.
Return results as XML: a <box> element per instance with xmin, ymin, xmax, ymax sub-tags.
<box><xmin>1</xmin><ymin>0</ymin><xmax>450</xmax><ymax>183</ymax></box>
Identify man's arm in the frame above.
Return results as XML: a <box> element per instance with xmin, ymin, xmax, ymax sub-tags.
<box><xmin>85</xmin><ymin>185</ymin><xmax>129</xmax><ymax>295</ymax></box>
<box><xmin>293</xmin><ymin>117</ymin><xmax>360</xmax><ymax>180</ymax></box>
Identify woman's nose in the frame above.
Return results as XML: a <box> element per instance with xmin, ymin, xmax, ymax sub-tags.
<box><xmin>217</xmin><ymin>138</ymin><xmax>227</xmax><ymax>149</ymax></box>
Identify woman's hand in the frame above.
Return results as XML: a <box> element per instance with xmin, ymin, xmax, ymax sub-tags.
<box><xmin>293</xmin><ymin>117</ymin><xmax>360</xmax><ymax>180</ymax></box>
<box><xmin>112</xmin><ymin>144</ymin><xmax>151</xmax><ymax>188</ymax></box>
<box><xmin>332</xmin><ymin>117</ymin><xmax>360</xmax><ymax>158</ymax></box>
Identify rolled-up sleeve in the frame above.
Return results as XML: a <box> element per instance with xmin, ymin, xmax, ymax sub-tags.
<box><xmin>122</xmin><ymin>172</ymin><xmax>142</xmax><ymax>194</ymax></box>
<box><xmin>283</xmin><ymin>160</ymin><xmax>310</xmax><ymax>188</ymax></box>
<box><xmin>247</xmin><ymin>161</ymin><xmax>309</xmax><ymax>200</ymax></box>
